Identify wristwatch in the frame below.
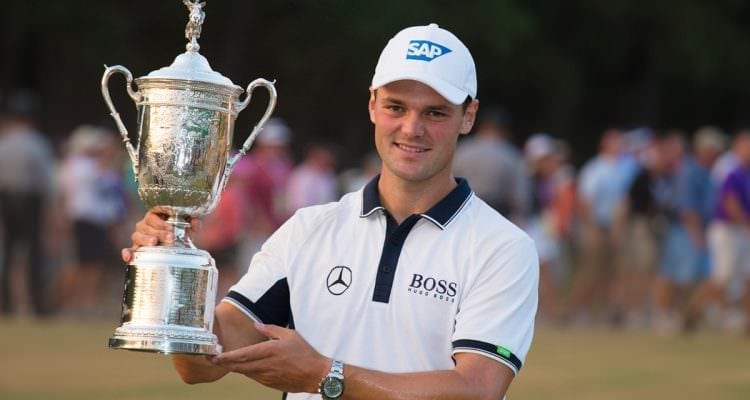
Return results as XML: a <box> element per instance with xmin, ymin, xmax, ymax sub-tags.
<box><xmin>319</xmin><ymin>359</ymin><xmax>345</xmax><ymax>399</ymax></box>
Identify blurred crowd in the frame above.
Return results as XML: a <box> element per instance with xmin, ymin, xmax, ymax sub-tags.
<box><xmin>1</xmin><ymin>95</ymin><xmax>749</xmax><ymax>336</ymax></box>
<box><xmin>455</xmin><ymin>106</ymin><xmax>750</xmax><ymax>336</ymax></box>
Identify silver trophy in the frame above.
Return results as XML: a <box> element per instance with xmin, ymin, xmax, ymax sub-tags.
<box><xmin>101</xmin><ymin>0</ymin><xmax>277</xmax><ymax>355</ymax></box>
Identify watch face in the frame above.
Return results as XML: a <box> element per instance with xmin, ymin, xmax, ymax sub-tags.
<box><xmin>322</xmin><ymin>377</ymin><xmax>344</xmax><ymax>398</ymax></box>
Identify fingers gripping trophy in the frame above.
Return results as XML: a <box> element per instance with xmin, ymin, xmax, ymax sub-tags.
<box><xmin>101</xmin><ymin>0</ymin><xmax>277</xmax><ymax>355</ymax></box>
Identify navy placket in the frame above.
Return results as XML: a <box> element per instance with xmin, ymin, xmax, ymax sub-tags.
<box><xmin>372</xmin><ymin>213</ymin><xmax>421</xmax><ymax>303</ymax></box>
<box><xmin>360</xmin><ymin>175</ymin><xmax>472</xmax><ymax>304</ymax></box>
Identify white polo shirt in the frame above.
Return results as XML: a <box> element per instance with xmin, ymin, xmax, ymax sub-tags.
<box><xmin>224</xmin><ymin>177</ymin><xmax>539</xmax><ymax>399</ymax></box>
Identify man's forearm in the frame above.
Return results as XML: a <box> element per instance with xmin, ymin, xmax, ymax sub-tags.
<box><xmin>725</xmin><ymin>195</ymin><xmax>750</xmax><ymax>227</ymax></box>
<box><xmin>340</xmin><ymin>354</ymin><xmax>513</xmax><ymax>400</ymax></box>
<box><xmin>342</xmin><ymin>369</ymin><xmax>484</xmax><ymax>400</ymax></box>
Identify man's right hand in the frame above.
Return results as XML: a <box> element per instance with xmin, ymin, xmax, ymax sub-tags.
<box><xmin>121</xmin><ymin>211</ymin><xmax>201</xmax><ymax>263</ymax></box>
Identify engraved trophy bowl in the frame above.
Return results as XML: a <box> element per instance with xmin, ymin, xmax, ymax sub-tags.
<box><xmin>101</xmin><ymin>1</ymin><xmax>277</xmax><ymax>355</ymax></box>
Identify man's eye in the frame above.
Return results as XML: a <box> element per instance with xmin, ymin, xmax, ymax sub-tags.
<box><xmin>427</xmin><ymin>110</ymin><xmax>447</xmax><ymax>118</ymax></box>
<box><xmin>386</xmin><ymin>105</ymin><xmax>404</xmax><ymax>113</ymax></box>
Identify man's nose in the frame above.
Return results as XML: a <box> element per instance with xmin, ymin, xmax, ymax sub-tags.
<box><xmin>402</xmin><ymin>112</ymin><xmax>424</xmax><ymax>137</ymax></box>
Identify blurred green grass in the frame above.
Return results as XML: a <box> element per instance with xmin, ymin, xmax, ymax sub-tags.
<box><xmin>0</xmin><ymin>318</ymin><xmax>748</xmax><ymax>399</ymax></box>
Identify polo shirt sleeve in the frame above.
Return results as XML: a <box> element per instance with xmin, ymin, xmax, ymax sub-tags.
<box><xmin>452</xmin><ymin>235</ymin><xmax>539</xmax><ymax>375</ymax></box>
<box><xmin>222</xmin><ymin>214</ymin><xmax>298</xmax><ymax>327</ymax></box>
<box><xmin>577</xmin><ymin>161</ymin><xmax>597</xmax><ymax>202</ymax></box>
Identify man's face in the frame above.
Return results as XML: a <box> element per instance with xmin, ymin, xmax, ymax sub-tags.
<box><xmin>368</xmin><ymin>80</ymin><xmax>477</xmax><ymax>184</ymax></box>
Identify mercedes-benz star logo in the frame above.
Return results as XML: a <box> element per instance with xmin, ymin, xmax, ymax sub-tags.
<box><xmin>326</xmin><ymin>266</ymin><xmax>352</xmax><ymax>295</ymax></box>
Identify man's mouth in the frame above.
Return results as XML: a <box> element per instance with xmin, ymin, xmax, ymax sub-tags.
<box><xmin>395</xmin><ymin>143</ymin><xmax>429</xmax><ymax>153</ymax></box>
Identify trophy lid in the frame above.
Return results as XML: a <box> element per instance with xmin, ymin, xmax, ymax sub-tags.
<box><xmin>143</xmin><ymin>1</ymin><xmax>239</xmax><ymax>89</ymax></box>
<box><xmin>146</xmin><ymin>52</ymin><xmax>237</xmax><ymax>88</ymax></box>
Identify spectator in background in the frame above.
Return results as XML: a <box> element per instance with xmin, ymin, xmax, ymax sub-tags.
<box><xmin>711</xmin><ymin>130</ymin><xmax>750</xmax><ymax>186</ymax></box>
<box><xmin>610</xmin><ymin>136</ymin><xmax>669</xmax><ymax>328</ymax></box>
<box><xmin>524</xmin><ymin>133</ymin><xmax>576</xmax><ymax>321</ymax></box>
<box><xmin>193</xmin><ymin>173</ymin><xmax>245</xmax><ymax>296</ymax></box>
<box><xmin>684</xmin><ymin>129</ymin><xmax>750</xmax><ymax>334</ymax></box>
<box><xmin>0</xmin><ymin>91</ymin><xmax>55</xmax><ymax>316</ymax></box>
<box><xmin>286</xmin><ymin>144</ymin><xmax>338</xmax><ymax>213</ymax></box>
<box><xmin>453</xmin><ymin>105</ymin><xmax>530</xmax><ymax>223</ymax></box>
<box><xmin>652</xmin><ymin>129</ymin><xmax>724</xmax><ymax>333</ymax></box>
<box><xmin>55</xmin><ymin>125</ymin><xmax>128</xmax><ymax>315</ymax></box>
<box><xmin>565</xmin><ymin>128</ymin><xmax>638</xmax><ymax>323</ymax></box>
<box><xmin>232</xmin><ymin>118</ymin><xmax>294</xmax><ymax>264</ymax></box>
<box><xmin>339</xmin><ymin>152</ymin><xmax>381</xmax><ymax>194</ymax></box>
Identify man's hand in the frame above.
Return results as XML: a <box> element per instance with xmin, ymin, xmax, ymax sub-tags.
<box><xmin>207</xmin><ymin>319</ymin><xmax>515</xmax><ymax>399</ymax></box>
<box><xmin>209</xmin><ymin>322</ymin><xmax>329</xmax><ymax>394</ymax></box>
<box><xmin>120</xmin><ymin>209</ymin><xmax>202</xmax><ymax>263</ymax></box>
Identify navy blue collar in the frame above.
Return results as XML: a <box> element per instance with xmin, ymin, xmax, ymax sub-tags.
<box><xmin>360</xmin><ymin>175</ymin><xmax>473</xmax><ymax>229</ymax></box>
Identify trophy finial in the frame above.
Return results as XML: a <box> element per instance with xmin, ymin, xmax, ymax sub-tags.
<box><xmin>183</xmin><ymin>0</ymin><xmax>206</xmax><ymax>52</ymax></box>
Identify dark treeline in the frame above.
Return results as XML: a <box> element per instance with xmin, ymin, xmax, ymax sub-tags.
<box><xmin>3</xmin><ymin>0</ymin><xmax>750</xmax><ymax>166</ymax></box>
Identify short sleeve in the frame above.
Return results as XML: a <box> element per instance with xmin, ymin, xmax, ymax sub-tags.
<box><xmin>452</xmin><ymin>236</ymin><xmax>539</xmax><ymax>375</ymax></box>
<box><xmin>720</xmin><ymin>169</ymin><xmax>741</xmax><ymax>200</ymax></box>
<box><xmin>577</xmin><ymin>161</ymin><xmax>597</xmax><ymax>202</ymax></box>
<box><xmin>222</xmin><ymin>214</ymin><xmax>298</xmax><ymax>327</ymax></box>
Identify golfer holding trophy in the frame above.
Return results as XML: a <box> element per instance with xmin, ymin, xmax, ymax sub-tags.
<box><xmin>102</xmin><ymin>0</ymin><xmax>277</xmax><ymax>355</ymax></box>
<box><xmin>108</xmin><ymin>1</ymin><xmax>538</xmax><ymax>398</ymax></box>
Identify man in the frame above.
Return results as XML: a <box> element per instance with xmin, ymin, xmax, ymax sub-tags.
<box><xmin>565</xmin><ymin>128</ymin><xmax>637</xmax><ymax>322</ymax></box>
<box><xmin>610</xmin><ymin>136</ymin><xmax>669</xmax><ymax>329</ymax></box>
<box><xmin>123</xmin><ymin>24</ymin><xmax>538</xmax><ymax>399</ymax></box>
<box><xmin>0</xmin><ymin>91</ymin><xmax>55</xmax><ymax>316</ymax></box>
<box><xmin>652</xmin><ymin>128</ymin><xmax>724</xmax><ymax>333</ymax></box>
<box><xmin>452</xmin><ymin>105</ymin><xmax>530</xmax><ymax>223</ymax></box>
<box><xmin>55</xmin><ymin>125</ymin><xmax>128</xmax><ymax>314</ymax></box>
<box><xmin>232</xmin><ymin>118</ymin><xmax>294</xmax><ymax>267</ymax></box>
<box><xmin>523</xmin><ymin>133</ymin><xmax>575</xmax><ymax>322</ymax></box>
<box><xmin>684</xmin><ymin>129</ymin><xmax>750</xmax><ymax>333</ymax></box>
<box><xmin>286</xmin><ymin>144</ymin><xmax>338</xmax><ymax>213</ymax></box>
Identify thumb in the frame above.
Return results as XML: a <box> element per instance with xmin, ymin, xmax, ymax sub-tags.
<box><xmin>121</xmin><ymin>248</ymin><xmax>134</xmax><ymax>263</ymax></box>
<box><xmin>254</xmin><ymin>321</ymin><xmax>289</xmax><ymax>340</ymax></box>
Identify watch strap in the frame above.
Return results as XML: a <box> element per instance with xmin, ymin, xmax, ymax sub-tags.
<box><xmin>330</xmin><ymin>359</ymin><xmax>344</xmax><ymax>378</ymax></box>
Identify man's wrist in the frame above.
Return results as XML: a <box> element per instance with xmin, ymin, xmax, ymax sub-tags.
<box><xmin>318</xmin><ymin>358</ymin><xmax>345</xmax><ymax>399</ymax></box>
<box><xmin>311</xmin><ymin>356</ymin><xmax>332</xmax><ymax>393</ymax></box>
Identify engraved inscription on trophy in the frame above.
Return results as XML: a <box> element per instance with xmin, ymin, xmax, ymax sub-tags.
<box><xmin>101</xmin><ymin>0</ymin><xmax>277</xmax><ymax>355</ymax></box>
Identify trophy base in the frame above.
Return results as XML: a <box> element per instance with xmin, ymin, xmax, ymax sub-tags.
<box><xmin>110</xmin><ymin>246</ymin><xmax>221</xmax><ymax>356</ymax></box>
<box><xmin>109</xmin><ymin>335</ymin><xmax>221</xmax><ymax>355</ymax></box>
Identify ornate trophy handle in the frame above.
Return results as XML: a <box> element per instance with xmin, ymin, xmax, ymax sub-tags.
<box><xmin>236</xmin><ymin>79</ymin><xmax>278</xmax><ymax>154</ymax></box>
<box><xmin>225</xmin><ymin>78</ymin><xmax>278</xmax><ymax>172</ymax></box>
<box><xmin>101</xmin><ymin>65</ymin><xmax>141</xmax><ymax>175</ymax></box>
<box><xmin>209</xmin><ymin>79</ymin><xmax>277</xmax><ymax>211</ymax></box>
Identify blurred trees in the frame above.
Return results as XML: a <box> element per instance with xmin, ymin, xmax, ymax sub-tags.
<box><xmin>2</xmin><ymin>0</ymin><xmax>750</xmax><ymax>165</ymax></box>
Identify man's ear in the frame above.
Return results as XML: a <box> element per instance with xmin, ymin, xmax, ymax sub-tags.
<box><xmin>368</xmin><ymin>88</ymin><xmax>377</xmax><ymax>124</ymax></box>
<box><xmin>460</xmin><ymin>99</ymin><xmax>479</xmax><ymax>135</ymax></box>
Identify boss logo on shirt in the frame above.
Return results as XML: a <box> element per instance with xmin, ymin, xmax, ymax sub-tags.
<box><xmin>407</xmin><ymin>273</ymin><xmax>457</xmax><ymax>303</ymax></box>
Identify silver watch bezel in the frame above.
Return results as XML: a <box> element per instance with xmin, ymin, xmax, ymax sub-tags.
<box><xmin>319</xmin><ymin>359</ymin><xmax>345</xmax><ymax>399</ymax></box>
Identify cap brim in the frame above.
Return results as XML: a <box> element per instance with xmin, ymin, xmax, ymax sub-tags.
<box><xmin>371</xmin><ymin>74</ymin><xmax>469</xmax><ymax>105</ymax></box>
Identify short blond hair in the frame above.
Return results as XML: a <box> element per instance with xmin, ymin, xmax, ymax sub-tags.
<box><xmin>693</xmin><ymin>125</ymin><xmax>727</xmax><ymax>153</ymax></box>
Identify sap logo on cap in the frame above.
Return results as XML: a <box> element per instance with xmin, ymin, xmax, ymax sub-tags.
<box><xmin>406</xmin><ymin>40</ymin><xmax>452</xmax><ymax>62</ymax></box>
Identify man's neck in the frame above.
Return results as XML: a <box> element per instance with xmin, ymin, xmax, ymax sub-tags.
<box><xmin>377</xmin><ymin>171</ymin><xmax>457</xmax><ymax>224</ymax></box>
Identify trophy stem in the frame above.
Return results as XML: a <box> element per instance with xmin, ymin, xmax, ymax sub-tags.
<box><xmin>166</xmin><ymin>217</ymin><xmax>196</xmax><ymax>249</ymax></box>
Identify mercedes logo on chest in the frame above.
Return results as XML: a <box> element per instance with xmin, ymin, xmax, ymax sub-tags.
<box><xmin>327</xmin><ymin>266</ymin><xmax>352</xmax><ymax>295</ymax></box>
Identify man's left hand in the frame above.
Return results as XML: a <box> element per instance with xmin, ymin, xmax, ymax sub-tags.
<box><xmin>209</xmin><ymin>322</ymin><xmax>330</xmax><ymax>393</ymax></box>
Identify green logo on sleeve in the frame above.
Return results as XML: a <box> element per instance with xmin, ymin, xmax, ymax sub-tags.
<box><xmin>496</xmin><ymin>345</ymin><xmax>511</xmax><ymax>358</ymax></box>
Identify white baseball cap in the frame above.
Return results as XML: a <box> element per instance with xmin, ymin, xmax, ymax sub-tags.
<box><xmin>257</xmin><ymin>117</ymin><xmax>291</xmax><ymax>146</ymax></box>
<box><xmin>524</xmin><ymin>133</ymin><xmax>555</xmax><ymax>162</ymax></box>
<box><xmin>371</xmin><ymin>23</ymin><xmax>477</xmax><ymax>105</ymax></box>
